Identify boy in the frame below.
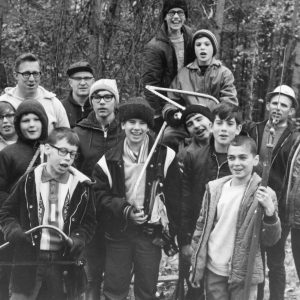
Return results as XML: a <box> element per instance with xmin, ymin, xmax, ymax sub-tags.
<box><xmin>162</xmin><ymin>29</ymin><xmax>238</xmax><ymax>151</ymax></box>
<box><xmin>93</xmin><ymin>97</ymin><xmax>181</xmax><ymax>300</ymax></box>
<box><xmin>0</xmin><ymin>127</ymin><xmax>96</xmax><ymax>300</ymax></box>
<box><xmin>190</xmin><ymin>135</ymin><xmax>281</xmax><ymax>299</ymax></box>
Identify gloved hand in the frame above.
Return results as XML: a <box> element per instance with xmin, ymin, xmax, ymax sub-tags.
<box><xmin>7</xmin><ymin>228</ymin><xmax>31</xmax><ymax>246</ymax></box>
<box><xmin>165</xmin><ymin>109</ymin><xmax>182</xmax><ymax>127</ymax></box>
<box><xmin>69</xmin><ymin>236</ymin><xmax>85</xmax><ymax>258</ymax></box>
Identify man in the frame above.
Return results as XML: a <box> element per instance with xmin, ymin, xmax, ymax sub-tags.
<box><xmin>62</xmin><ymin>61</ymin><xmax>95</xmax><ymax>127</ymax></box>
<box><xmin>74</xmin><ymin>79</ymin><xmax>124</xmax><ymax>300</ymax></box>
<box><xmin>245</xmin><ymin>84</ymin><xmax>299</xmax><ymax>300</ymax></box>
<box><xmin>142</xmin><ymin>0</ymin><xmax>194</xmax><ymax>132</ymax></box>
<box><xmin>0</xmin><ymin>53</ymin><xmax>69</xmax><ymax>133</ymax></box>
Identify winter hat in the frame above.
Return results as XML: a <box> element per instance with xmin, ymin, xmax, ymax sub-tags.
<box><xmin>162</xmin><ymin>0</ymin><xmax>188</xmax><ymax>19</ymax></box>
<box><xmin>268</xmin><ymin>85</ymin><xmax>298</xmax><ymax>109</ymax></box>
<box><xmin>181</xmin><ymin>105</ymin><xmax>213</xmax><ymax>131</ymax></box>
<box><xmin>89</xmin><ymin>79</ymin><xmax>119</xmax><ymax>104</ymax></box>
<box><xmin>67</xmin><ymin>61</ymin><xmax>94</xmax><ymax>77</ymax></box>
<box><xmin>193</xmin><ymin>29</ymin><xmax>218</xmax><ymax>56</ymax></box>
<box><xmin>14</xmin><ymin>100</ymin><xmax>48</xmax><ymax>143</ymax></box>
<box><xmin>119</xmin><ymin>97</ymin><xmax>154</xmax><ymax>128</ymax></box>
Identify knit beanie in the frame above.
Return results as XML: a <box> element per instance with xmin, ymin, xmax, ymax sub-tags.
<box><xmin>162</xmin><ymin>0</ymin><xmax>188</xmax><ymax>19</ymax></box>
<box><xmin>119</xmin><ymin>97</ymin><xmax>154</xmax><ymax>128</ymax></box>
<box><xmin>181</xmin><ymin>105</ymin><xmax>213</xmax><ymax>132</ymax></box>
<box><xmin>14</xmin><ymin>100</ymin><xmax>48</xmax><ymax>143</ymax></box>
<box><xmin>193</xmin><ymin>29</ymin><xmax>218</xmax><ymax>56</ymax></box>
<box><xmin>67</xmin><ymin>61</ymin><xmax>94</xmax><ymax>77</ymax></box>
<box><xmin>89</xmin><ymin>79</ymin><xmax>119</xmax><ymax>104</ymax></box>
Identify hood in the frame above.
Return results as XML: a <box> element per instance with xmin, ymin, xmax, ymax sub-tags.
<box><xmin>14</xmin><ymin>99</ymin><xmax>48</xmax><ymax>143</ymax></box>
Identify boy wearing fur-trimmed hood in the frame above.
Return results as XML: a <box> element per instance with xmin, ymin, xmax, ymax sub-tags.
<box><xmin>93</xmin><ymin>97</ymin><xmax>182</xmax><ymax>300</ymax></box>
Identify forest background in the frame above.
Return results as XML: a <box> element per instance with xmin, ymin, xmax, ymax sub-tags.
<box><xmin>0</xmin><ymin>0</ymin><xmax>299</xmax><ymax>121</ymax></box>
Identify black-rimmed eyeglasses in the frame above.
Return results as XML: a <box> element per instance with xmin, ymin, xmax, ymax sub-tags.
<box><xmin>0</xmin><ymin>113</ymin><xmax>15</xmax><ymax>121</ymax></box>
<box><xmin>49</xmin><ymin>144</ymin><xmax>78</xmax><ymax>159</ymax></box>
<box><xmin>92</xmin><ymin>94</ymin><xmax>114</xmax><ymax>103</ymax></box>
<box><xmin>16</xmin><ymin>71</ymin><xmax>41</xmax><ymax>79</ymax></box>
<box><xmin>167</xmin><ymin>10</ymin><xmax>185</xmax><ymax>18</ymax></box>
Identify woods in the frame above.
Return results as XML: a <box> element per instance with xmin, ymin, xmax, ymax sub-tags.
<box><xmin>0</xmin><ymin>0</ymin><xmax>299</xmax><ymax>120</ymax></box>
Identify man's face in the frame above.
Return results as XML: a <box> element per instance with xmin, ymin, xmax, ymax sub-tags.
<box><xmin>14</xmin><ymin>61</ymin><xmax>40</xmax><ymax>93</ymax></box>
<box><xmin>228</xmin><ymin>144</ymin><xmax>258</xmax><ymax>182</ymax></box>
<box><xmin>267</xmin><ymin>94</ymin><xmax>295</xmax><ymax>125</ymax></box>
<box><xmin>164</xmin><ymin>7</ymin><xmax>186</xmax><ymax>32</ymax></box>
<box><xmin>185</xmin><ymin>113</ymin><xmax>212</xmax><ymax>143</ymax></box>
<box><xmin>20</xmin><ymin>113</ymin><xmax>42</xmax><ymax>140</ymax></box>
<box><xmin>0</xmin><ymin>108</ymin><xmax>15</xmax><ymax>139</ymax></box>
<box><xmin>194</xmin><ymin>37</ymin><xmax>214</xmax><ymax>66</ymax></box>
<box><xmin>68</xmin><ymin>71</ymin><xmax>94</xmax><ymax>98</ymax></box>
<box><xmin>91</xmin><ymin>90</ymin><xmax>116</xmax><ymax>119</ymax></box>
<box><xmin>212</xmin><ymin>116</ymin><xmax>241</xmax><ymax>147</ymax></box>
<box><xmin>45</xmin><ymin>138</ymin><xmax>78</xmax><ymax>176</ymax></box>
<box><xmin>121</xmin><ymin>118</ymin><xmax>149</xmax><ymax>146</ymax></box>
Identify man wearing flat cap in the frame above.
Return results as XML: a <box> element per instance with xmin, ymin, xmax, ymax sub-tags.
<box><xmin>62</xmin><ymin>61</ymin><xmax>95</xmax><ymax>127</ymax></box>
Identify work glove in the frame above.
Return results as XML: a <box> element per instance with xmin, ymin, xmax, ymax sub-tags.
<box><xmin>165</xmin><ymin>109</ymin><xmax>182</xmax><ymax>127</ymax></box>
<box><xmin>7</xmin><ymin>228</ymin><xmax>31</xmax><ymax>246</ymax></box>
<box><xmin>69</xmin><ymin>236</ymin><xmax>85</xmax><ymax>259</ymax></box>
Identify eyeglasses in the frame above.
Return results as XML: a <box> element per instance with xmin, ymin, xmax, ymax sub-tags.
<box><xmin>16</xmin><ymin>71</ymin><xmax>41</xmax><ymax>79</ymax></box>
<box><xmin>71</xmin><ymin>76</ymin><xmax>94</xmax><ymax>82</ymax></box>
<box><xmin>0</xmin><ymin>113</ymin><xmax>15</xmax><ymax>121</ymax></box>
<box><xmin>49</xmin><ymin>144</ymin><xmax>78</xmax><ymax>159</ymax></box>
<box><xmin>92</xmin><ymin>94</ymin><xmax>114</xmax><ymax>103</ymax></box>
<box><xmin>167</xmin><ymin>10</ymin><xmax>185</xmax><ymax>18</ymax></box>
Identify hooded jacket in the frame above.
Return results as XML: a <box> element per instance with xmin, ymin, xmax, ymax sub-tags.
<box><xmin>0</xmin><ymin>86</ymin><xmax>69</xmax><ymax>133</ymax></box>
<box><xmin>73</xmin><ymin>111</ymin><xmax>124</xmax><ymax>177</ymax></box>
<box><xmin>190</xmin><ymin>173</ymin><xmax>281</xmax><ymax>287</ymax></box>
<box><xmin>142</xmin><ymin>22</ymin><xmax>194</xmax><ymax>115</ymax></box>
<box><xmin>62</xmin><ymin>91</ymin><xmax>92</xmax><ymax>128</ymax></box>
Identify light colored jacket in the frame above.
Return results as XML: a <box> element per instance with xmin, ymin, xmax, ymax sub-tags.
<box><xmin>190</xmin><ymin>173</ymin><xmax>281</xmax><ymax>287</ymax></box>
<box><xmin>0</xmin><ymin>86</ymin><xmax>69</xmax><ymax>133</ymax></box>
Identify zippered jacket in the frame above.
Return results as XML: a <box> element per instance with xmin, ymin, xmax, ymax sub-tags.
<box><xmin>179</xmin><ymin>137</ymin><xmax>231</xmax><ymax>246</ymax></box>
<box><xmin>190</xmin><ymin>173</ymin><xmax>281</xmax><ymax>287</ymax></box>
<box><xmin>0</xmin><ymin>164</ymin><xmax>96</xmax><ymax>295</ymax></box>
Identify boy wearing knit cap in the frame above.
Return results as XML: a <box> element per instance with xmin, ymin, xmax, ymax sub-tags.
<box><xmin>162</xmin><ymin>29</ymin><xmax>238</xmax><ymax>152</ymax></box>
<box><xmin>93</xmin><ymin>97</ymin><xmax>181</xmax><ymax>300</ymax></box>
<box><xmin>74</xmin><ymin>78</ymin><xmax>123</xmax><ymax>300</ymax></box>
<box><xmin>142</xmin><ymin>0</ymin><xmax>194</xmax><ymax>133</ymax></box>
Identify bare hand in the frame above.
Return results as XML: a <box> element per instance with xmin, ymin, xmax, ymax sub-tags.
<box><xmin>129</xmin><ymin>208</ymin><xmax>148</xmax><ymax>225</ymax></box>
<box><xmin>256</xmin><ymin>186</ymin><xmax>275</xmax><ymax>216</ymax></box>
<box><xmin>189</xmin><ymin>272</ymin><xmax>201</xmax><ymax>288</ymax></box>
<box><xmin>174</xmin><ymin>111</ymin><xmax>182</xmax><ymax>120</ymax></box>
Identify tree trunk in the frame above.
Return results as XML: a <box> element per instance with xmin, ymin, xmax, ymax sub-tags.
<box><xmin>214</xmin><ymin>0</ymin><xmax>226</xmax><ymax>57</ymax></box>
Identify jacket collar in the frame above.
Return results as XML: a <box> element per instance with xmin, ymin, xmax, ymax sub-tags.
<box><xmin>156</xmin><ymin>22</ymin><xmax>190</xmax><ymax>43</ymax></box>
<box><xmin>66</xmin><ymin>91</ymin><xmax>90</xmax><ymax>108</ymax></box>
<box><xmin>187</xmin><ymin>57</ymin><xmax>222</xmax><ymax>70</ymax></box>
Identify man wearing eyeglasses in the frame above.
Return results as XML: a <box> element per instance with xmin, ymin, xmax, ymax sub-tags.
<box><xmin>62</xmin><ymin>61</ymin><xmax>95</xmax><ymax>128</ymax></box>
<box><xmin>0</xmin><ymin>53</ymin><xmax>70</xmax><ymax>133</ymax></box>
<box><xmin>142</xmin><ymin>0</ymin><xmax>194</xmax><ymax>133</ymax></box>
<box><xmin>73</xmin><ymin>79</ymin><xmax>124</xmax><ymax>300</ymax></box>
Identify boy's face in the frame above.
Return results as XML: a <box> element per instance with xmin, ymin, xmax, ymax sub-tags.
<box><xmin>45</xmin><ymin>138</ymin><xmax>78</xmax><ymax>176</ymax></box>
<box><xmin>164</xmin><ymin>7</ymin><xmax>186</xmax><ymax>32</ymax></box>
<box><xmin>20</xmin><ymin>113</ymin><xmax>42</xmax><ymax>140</ymax></box>
<box><xmin>194</xmin><ymin>37</ymin><xmax>214</xmax><ymax>66</ymax></box>
<box><xmin>267</xmin><ymin>94</ymin><xmax>295</xmax><ymax>125</ymax></box>
<box><xmin>0</xmin><ymin>108</ymin><xmax>15</xmax><ymax>139</ymax></box>
<box><xmin>227</xmin><ymin>144</ymin><xmax>258</xmax><ymax>182</ymax></box>
<box><xmin>121</xmin><ymin>118</ymin><xmax>149</xmax><ymax>146</ymax></box>
<box><xmin>185</xmin><ymin>113</ymin><xmax>212</xmax><ymax>142</ymax></box>
<box><xmin>91</xmin><ymin>90</ymin><xmax>116</xmax><ymax>119</ymax></box>
<box><xmin>212</xmin><ymin>116</ymin><xmax>241</xmax><ymax>147</ymax></box>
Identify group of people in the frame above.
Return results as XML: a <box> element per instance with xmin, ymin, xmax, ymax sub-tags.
<box><xmin>0</xmin><ymin>0</ymin><xmax>299</xmax><ymax>300</ymax></box>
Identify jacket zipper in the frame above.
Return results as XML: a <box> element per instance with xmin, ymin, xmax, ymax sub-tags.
<box><xmin>212</xmin><ymin>153</ymin><xmax>228</xmax><ymax>179</ymax></box>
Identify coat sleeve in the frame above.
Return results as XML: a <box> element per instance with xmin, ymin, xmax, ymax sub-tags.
<box><xmin>0</xmin><ymin>150</ymin><xmax>13</xmax><ymax>207</ymax></box>
<box><xmin>53</xmin><ymin>97</ymin><xmax>70</xmax><ymax>128</ymax></box>
<box><xmin>219</xmin><ymin>68</ymin><xmax>238</xmax><ymax>105</ymax></box>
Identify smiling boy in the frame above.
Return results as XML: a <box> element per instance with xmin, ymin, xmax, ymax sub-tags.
<box><xmin>0</xmin><ymin>127</ymin><xmax>96</xmax><ymax>299</ymax></box>
<box><xmin>189</xmin><ymin>135</ymin><xmax>281</xmax><ymax>299</ymax></box>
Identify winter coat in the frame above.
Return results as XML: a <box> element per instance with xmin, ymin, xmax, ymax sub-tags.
<box><xmin>190</xmin><ymin>173</ymin><xmax>281</xmax><ymax>287</ymax></box>
<box><xmin>245</xmin><ymin>120</ymin><xmax>299</xmax><ymax>222</ymax></box>
<box><xmin>179</xmin><ymin>137</ymin><xmax>231</xmax><ymax>246</ymax></box>
<box><xmin>62</xmin><ymin>91</ymin><xmax>92</xmax><ymax>128</ymax></box>
<box><xmin>92</xmin><ymin>135</ymin><xmax>182</xmax><ymax>240</ymax></box>
<box><xmin>73</xmin><ymin>111</ymin><xmax>124</xmax><ymax>177</ymax></box>
<box><xmin>163</xmin><ymin>58</ymin><xmax>238</xmax><ymax>118</ymax></box>
<box><xmin>0</xmin><ymin>135</ymin><xmax>15</xmax><ymax>151</ymax></box>
<box><xmin>0</xmin><ymin>164</ymin><xmax>96</xmax><ymax>295</ymax></box>
<box><xmin>0</xmin><ymin>86</ymin><xmax>69</xmax><ymax>133</ymax></box>
<box><xmin>142</xmin><ymin>22</ymin><xmax>194</xmax><ymax>116</ymax></box>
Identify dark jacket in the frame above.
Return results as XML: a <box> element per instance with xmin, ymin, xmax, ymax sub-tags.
<box><xmin>92</xmin><ymin>135</ymin><xmax>182</xmax><ymax>240</ymax></box>
<box><xmin>179</xmin><ymin>137</ymin><xmax>231</xmax><ymax>246</ymax></box>
<box><xmin>73</xmin><ymin>111</ymin><xmax>124</xmax><ymax>177</ymax></box>
<box><xmin>62</xmin><ymin>91</ymin><xmax>92</xmax><ymax>128</ymax></box>
<box><xmin>190</xmin><ymin>173</ymin><xmax>281</xmax><ymax>286</ymax></box>
<box><xmin>245</xmin><ymin>120</ymin><xmax>299</xmax><ymax>222</ymax></box>
<box><xmin>0</xmin><ymin>164</ymin><xmax>96</xmax><ymax>295</ymax></box>
<box><xmin>142</xmin><ymin>22</ymin><xmax>194</xmax><ymax>115</ymax></box>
